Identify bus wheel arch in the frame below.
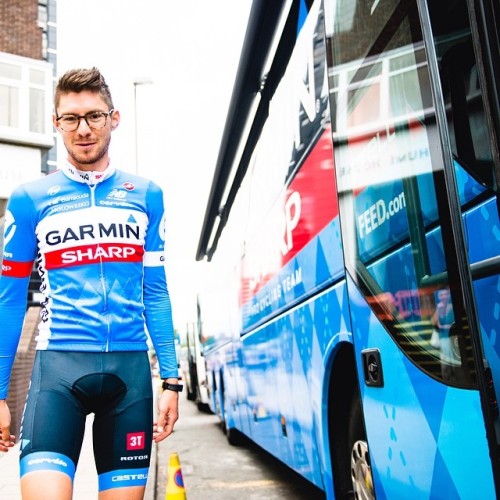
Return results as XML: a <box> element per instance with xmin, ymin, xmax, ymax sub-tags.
<box><xmin>327</xmin><ymin>341</ymin><xmax>374</xmax><ymax>499</ymax></box>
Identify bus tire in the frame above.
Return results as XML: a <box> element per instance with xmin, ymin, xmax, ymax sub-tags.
<box><xmin>187</xmin><ymin>363</ymin><xmax>198</xmax><ymax>401</ymax></box>
<box><xmin>348</xmin><ymin>395</ymin><xmax>375</xmax><ymax>500</ymax></box>
<box><xmin>222</xmin><ymin>387</ymin><xmax>245</xmax><ymax>446</ymax></box>
<box><xmin>226</xmin><ymin>424</ymin><xmax>246</xmax><ymax>446</ymax></box>
<box><xmin>186</xmin><ymin>386</ymin><xmax>196</xmax><ymax>401</ymax></box>
<box><xmin>197</xmin><ymin>400</ymin><xmax>211</xmax><ymax>413</ymax></box>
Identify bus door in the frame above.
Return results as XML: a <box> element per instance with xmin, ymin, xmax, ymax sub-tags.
<box><xmin>325</xmin><ymin>0</ymin><xmax>500</xmax><ymax>497</ymax></box>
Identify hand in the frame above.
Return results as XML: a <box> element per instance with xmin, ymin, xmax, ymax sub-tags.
<box><xmin>153</xmin><ymin>389</ymin><xmax>179</xmax><ymax>443</ymax></box>
<box><xmin>0</xmin><ymin>400</ymin><xmax>15</xmax><ymax>452</ymax></box>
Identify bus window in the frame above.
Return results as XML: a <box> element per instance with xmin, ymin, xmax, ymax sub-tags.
<box><xmin>328</xmin><ymin>0</ymin><xmax>476</xmax><ymax>387</ymax></box>
<box><xmin>429</xmin><ymin>1</ymin><xmax>497</xmax><ymax>193</ymax></box>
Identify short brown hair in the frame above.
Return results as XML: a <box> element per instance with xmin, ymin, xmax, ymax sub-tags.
<box><xmin>54</xmin><ymin>67</ymin><xmax>114</xmax><ymax>112</ymax></box>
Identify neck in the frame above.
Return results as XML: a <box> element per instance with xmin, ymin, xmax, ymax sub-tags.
<box><xmin>67</xmin><ymin>156</ymin><xmax>109</xmax><ymax>172</ymax></box>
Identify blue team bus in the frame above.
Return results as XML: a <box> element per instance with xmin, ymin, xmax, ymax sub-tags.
<box><xmin>193</xmin><ymin>0</ymin><xmax>500</xmax><ymax>497</ymax></box>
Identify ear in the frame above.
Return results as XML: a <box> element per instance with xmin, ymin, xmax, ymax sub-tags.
<box><xmin>111</xmin><ymin>109</ymin><xmax>120</xmax><ymax>130</ymax></box>
<box><xmin>52</xmin><ymin>114</ymin><xmax>60</xmax><ymax>131</ymax></box>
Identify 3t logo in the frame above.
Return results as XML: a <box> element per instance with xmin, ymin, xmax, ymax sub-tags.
<box><xmin>127</xmin><ymin>432</ymin><xmax>145</xmax><ymax>450</ymax></box>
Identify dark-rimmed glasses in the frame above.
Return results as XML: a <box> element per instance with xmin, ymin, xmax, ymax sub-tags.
<box><xmin>56</xmin><ymin>109</ymin><xmax>114</xmax><ymax>132</ymax></box>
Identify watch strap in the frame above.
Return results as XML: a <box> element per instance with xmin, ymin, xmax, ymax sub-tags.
<box><xmin>162</xmin><ymin>381</ymin><xmax>183</xmax><ymax>392</ymax></box>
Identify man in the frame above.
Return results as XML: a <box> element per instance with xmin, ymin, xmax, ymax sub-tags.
<box><xmin>0</xmin><ymin>67</ymin><xmax>181</xmax><ymax>500</ymax></box>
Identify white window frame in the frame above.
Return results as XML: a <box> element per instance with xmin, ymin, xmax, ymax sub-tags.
<box><xmin>0</xmin><ymin>52</ymin><xmax>53</xmax><ymax>148</ymax></box>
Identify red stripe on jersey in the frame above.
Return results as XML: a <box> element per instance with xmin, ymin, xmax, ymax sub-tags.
<box><xmin>1</xmin><ymin>260</ymin><xmax>34</xmax><ymax>278</ymax></box>
<box><xmin>45</xmin><ymin>243</ymin><xmax>144</xmax><ymax>269</ymax></box>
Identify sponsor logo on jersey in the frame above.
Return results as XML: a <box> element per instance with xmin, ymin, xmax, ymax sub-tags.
<box><xmin>123</xmin><ymin>182</ymin><xmax>135</xmax><ymax>191</ymax></box>
<box><xmin>45</xmin><ymin>222</ymin><xmax>140</xmax><ymax>246</ymax></box>
<box><xmin>47</xmin><ymin>185</ymin><xmax>61</xmax><ymax>196</ymax></box>
<box><xmin>44</xmin><ymin>243</ymin><xmax>144</xmax><ymax>268</ymax></box>
<box><xmin>107</xmin><ymin>189</ymin><xmax>128</xmax><ymax>201</ymax></box>
<box><xmin>48</xmin><ymin>193</ymin><xmax>89</xmax><ymax>207</ymax></box>
<box><xmin>76</xmin><ymin>170</ymin><xmax>104</xmax><ymax>182</ymax></box>
<box><xmin>1</xmin><ymin>260</ymin><xmax>34</xmax><ymax>278</ymax></box>
<box><xmin>159</xmin><ymin>212</ymin><xmax>166</xmax><ymax>242</ymax></box>
<box><xmin>3</xmin><ymin>210</ymin><xmax>16</xmax><ymax>248</ymax></box>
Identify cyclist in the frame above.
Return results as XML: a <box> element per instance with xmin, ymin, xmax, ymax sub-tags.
<box><xmin>0</xmin><ymin>67</ymin><xmax>181</xmax><ymax>500</ymax></box>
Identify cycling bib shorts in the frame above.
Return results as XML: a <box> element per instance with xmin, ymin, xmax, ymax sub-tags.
<box><xmin>19</xmin><ymin>350</ymin><xmax>153</xmax><ymax>491</ymax></box>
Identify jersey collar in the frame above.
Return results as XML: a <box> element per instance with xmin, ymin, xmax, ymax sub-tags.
<box><xmin>61</xmin><ymin>160</ymin><xmax>116</xmax><ymax>185</ymax></box>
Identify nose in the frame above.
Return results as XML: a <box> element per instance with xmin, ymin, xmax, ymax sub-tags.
<box><xmin>76</xmin><ymin>116</ymin><xmax>92</xmax><ymax>133</ymax></box>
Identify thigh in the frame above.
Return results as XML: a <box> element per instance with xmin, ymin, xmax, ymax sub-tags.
<box><xmin>92</xmin><ymin>352</ymin><xmax>153</xmax><ymax>491</ymax></box>
<box><xmin>20</xmin><ymin>351</ymin><xmax>87</xmax><ymax>479</ymax></box>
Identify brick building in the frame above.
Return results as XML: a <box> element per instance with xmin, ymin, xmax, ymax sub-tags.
<box><xmin>0</xmin><ymin>0</ymin><xmax>57</xmax><ymax>439</ymax></box>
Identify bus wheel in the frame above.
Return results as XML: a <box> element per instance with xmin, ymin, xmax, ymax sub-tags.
<box><xmin>348</xmin><ymin>397</ymin><xmax>374</xmax><ymax>500</ymax></box>
<box><xmin>223</xmin><ymin>391</ymin><xmax>245</xmax><ymax>446</ymax></box>
<box><xmin>187</xmin><ymin>364</ymin><xmax>198</xmax><ymax>401</ymax></box>
<box><xmin>351</xmin><ymin>440</ymin><xmax>374</xmax><ymax>500</ymax></box>
<box><xmin>197</xmin><ymin>400</ymin><xmax>211</xmax><ymax>413</ymax></box>
<box><xmin>186</xmin><ymin>381</ymin><xmax>196</xmax><ymax>401</ymax></box>
<box><xmin>225</xmin><ymin>424</ymin><xmax>245</xmax><ymax>446</ymax></box>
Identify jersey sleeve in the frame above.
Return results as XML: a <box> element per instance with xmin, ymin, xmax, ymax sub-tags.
<box><xmin>142</xmin><ymin>181</ymin><xmax>178</xmax><ymax>379</ymax></box>
<box><xmin>0</xmin><ymin>186</ymin><xmax>38</xmax><ymax>399</ymax></box>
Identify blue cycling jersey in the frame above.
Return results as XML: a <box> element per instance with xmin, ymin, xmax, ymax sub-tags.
<box><xmin>0</xmin><ymin>161</ymin><xmax>178</xmax><ymax>399</ymax></box>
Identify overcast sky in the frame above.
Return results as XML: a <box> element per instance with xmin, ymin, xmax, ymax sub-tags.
<box><xmin>56</xmin><ymin>1</ymin><xmax>253</xmax><ymax>331</ymax></box>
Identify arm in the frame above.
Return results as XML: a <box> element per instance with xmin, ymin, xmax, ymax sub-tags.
<box><xmin>0</xmin><ymin>275</ymin><xmax>31</xmax><ymax>400</ymax></box>
<box><xmin>0</xmin><ymin>273</ymin><xmax>30</xmax><ymax>449</ymax></box>
<box><xmin>144</xmin><ymin>270</ymin><xmax>179</xmax><ymax>442</ymax></box>
<box><xmin>0</xmin><ymin>187</ymin><xmax>37</xmax><ymax>449</ymax></box>
<box><xmin>143</xmin><ymin>182</ymin><xmax>179</xmax><ymax>441</ymax></box>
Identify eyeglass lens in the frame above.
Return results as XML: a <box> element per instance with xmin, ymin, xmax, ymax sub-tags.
<box><xmin>58</xmin><ymin>112</ymin><xmax>111</xmax><ymax>131</ymax></box>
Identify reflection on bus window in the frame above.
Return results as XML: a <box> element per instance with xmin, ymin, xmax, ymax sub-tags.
<box><xmin>432</xmin><ymin>288</ymin><xmax>461</xmax><ymax>370</ymax></box>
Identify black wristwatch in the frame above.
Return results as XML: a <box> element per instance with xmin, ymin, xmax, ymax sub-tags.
<box><xmin>162</xmin><ymin>380</ymin><xmax>183</xmax><ymax>392</ymax></box>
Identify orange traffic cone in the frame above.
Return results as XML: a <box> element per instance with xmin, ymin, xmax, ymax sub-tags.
<box><xmin>165</xmin><ymin>452</ymin><xmax>186</xmax><ymax>499</ymax></box>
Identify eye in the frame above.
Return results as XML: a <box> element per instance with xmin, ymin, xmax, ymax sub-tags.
<box><xmin>88</xmin><ymin>112</ymin><xmax>104</xmax><ymax>121</ymax></box>
<box><xmin>61</xmin><ymin>115</ymin><xmax>78</xmax><ymax>123</ymax></box>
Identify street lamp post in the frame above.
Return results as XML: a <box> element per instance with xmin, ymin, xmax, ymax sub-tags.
<box><xmin>133</xmin><ymin>77</ymin><xmax>153</xmax><ymax>174</ymax></box>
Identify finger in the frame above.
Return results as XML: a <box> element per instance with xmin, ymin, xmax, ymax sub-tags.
<box><xmin>163</xmin><ymin>421</ymin><xmax>174</xmax><ymax>437</ymax></box>
<box><xmin>153</xmin><ymin>431</ymin><xmax>169</xmax><ymax>443</ymax></box>
<box><xmin>1</xmin><ymin>433</ymin><xmax>15</xmax><ymax>443</ymax></box>
<box><xmin>0</xmin><ymin>435</ymin><xmax>15</xmax><ymax>451</ymax></box>
<box><xmin>155</xmin><ymin>414</ymin><xmax>167</xmax><ymax>434</ymax></box>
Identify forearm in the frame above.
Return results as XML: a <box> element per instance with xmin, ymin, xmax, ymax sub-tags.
<box><xmin>143</xmin><ymin>270</ymin><xmax>178</xmax><ymax>378</ymax></box>
<box><xmin>0</xmin><ymin>279</ymin><xmax>29</xmax><ymax>399</ymax></box>
<box><xmin>145</xmin><ymin>310</ymin><xmax>178</xmax><ymax>378</ymax></box>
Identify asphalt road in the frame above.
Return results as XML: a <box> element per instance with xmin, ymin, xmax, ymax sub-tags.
<box><xmin>151</xmin><ymin>387</ymin><xmax>326</xmax><ymax>500</ymax></box>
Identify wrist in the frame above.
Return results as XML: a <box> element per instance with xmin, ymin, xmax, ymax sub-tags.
<box><xmin>161</xmin><ymin>380</ymin><xmax>183</xmax><ymax>392</ymax></box>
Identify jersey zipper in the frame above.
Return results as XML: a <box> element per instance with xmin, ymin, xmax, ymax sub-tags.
<box><xmin>89</xmin><ymin>179</ymin><xmax>111</xmax><ymax>351</ymax></box>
